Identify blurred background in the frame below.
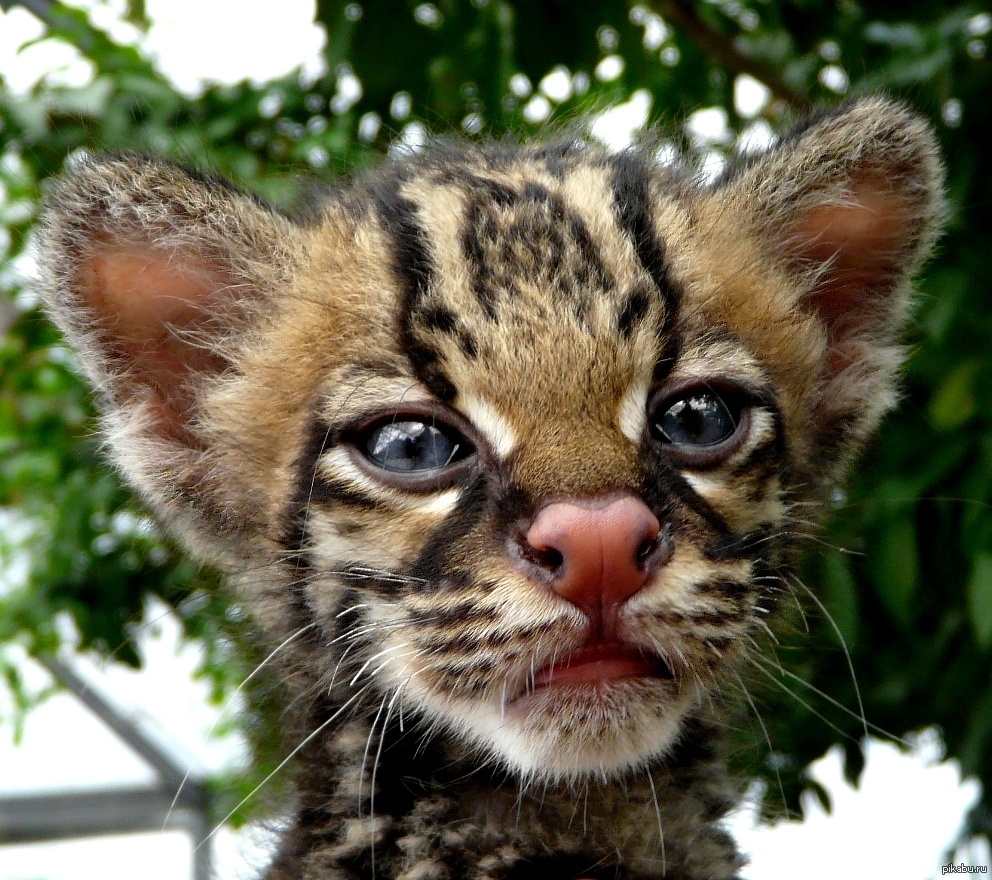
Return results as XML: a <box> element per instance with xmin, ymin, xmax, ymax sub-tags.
<box><xmin>0</xmin><ymin>1</ymin><xmax>990</xmax><ymax>878</ymax></box>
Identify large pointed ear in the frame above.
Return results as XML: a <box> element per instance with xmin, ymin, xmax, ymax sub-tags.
<box><xmin>37</xmin><ymin>154</ymin><xmax>303</xmax><ymax>562</ymax></box>
<box><xmin>720</xmin><ymin>96</ymin><xmax>945</xmax><ymax>463</ymax></box>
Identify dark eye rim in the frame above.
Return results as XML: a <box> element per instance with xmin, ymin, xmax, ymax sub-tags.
<box><xmin>648</xmin><ymin>381</ymin><xmax>755</xmax><ymax>469</ymax></box>
<box><xmin>343</xmin><ymin>402</ymin><xmax>481</xmax><ymax>492</ymax></box>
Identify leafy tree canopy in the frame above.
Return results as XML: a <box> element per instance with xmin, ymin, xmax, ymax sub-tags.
<box><xmin>1</xmin><ymin>0</ymin><xmax>990</xmax><ymax>836</ymax></box>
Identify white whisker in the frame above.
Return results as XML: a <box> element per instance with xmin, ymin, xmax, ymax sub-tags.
<box><xmin>193</xmin><ymin>684</ymin><xmax>372</xmax><ymax>854</ymax></box>
<box><xmin>789</xmin><ymin>572</ymin><xmax>868</xmax><ymax>739</ymax></box>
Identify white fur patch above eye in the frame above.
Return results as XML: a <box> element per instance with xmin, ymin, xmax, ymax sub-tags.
<box><xmin>617</xmin><ymin>376</ymin><xmax>651</xmax><ymax>443</ymax></box>
<box><xmin>458</xmin><ymin>394</ymin><xmax>518</xmax><ymax>458</ymax></box>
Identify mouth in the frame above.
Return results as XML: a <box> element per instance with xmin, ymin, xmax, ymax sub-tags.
<box><xmin>531</xmin><ymin>643</ymin><xmax>674</xmax><ymax>689</ymax></box>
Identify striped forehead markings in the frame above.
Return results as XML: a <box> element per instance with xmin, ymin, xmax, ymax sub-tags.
<box><xmin>459</xmin><ymin>174</ymin><xmax>615</xmax><ymax>322</ymax></box>
<box><xmin>415</xmin><ymin>303</ymin><xmax>479</xmax><ymax>361</ymax></box>
<box><xmin>371</xmin><ymin>178</ymin><xmax>434</xmax><ymax>309</ymax></box>
<box><xmin>616</xmin><ymin>285</ymin><xmax>653</xmax><ymax>339</ymax></box>
<box><xmin>608</xmin><ymin>151</ymin><xmax>682</xmax><ymax>341</ymax></box>
<box><xmin>372</xmin><ymin>147</ymin><xmax>686</xmax><ymax>409</ymax></box>
<box><xmin>372</xmin><ymin>177</ymin><xmax>456</xmax><ymax>402</ymax></box>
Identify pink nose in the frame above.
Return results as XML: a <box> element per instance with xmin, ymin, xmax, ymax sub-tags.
<box><xmin>523</xmin><ymin>495</ymin><xmax>667</xmax><ymax>628</ymax></box>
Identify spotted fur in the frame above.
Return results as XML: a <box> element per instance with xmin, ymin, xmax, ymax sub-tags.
<box><xmin>37</xmin><ymin>96</ymin><xmax>944</xmax><ymax>879</ymax></box>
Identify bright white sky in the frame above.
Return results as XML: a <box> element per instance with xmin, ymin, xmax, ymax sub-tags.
<box><xmin>0</xmin><ymin>0</ymin><xmax>326</xmax><ymax>95</ymax></box>
<box><xmin>0</xmin><ymin>2</ymin><xmax>988</xmax><ymax>879</ymax></box>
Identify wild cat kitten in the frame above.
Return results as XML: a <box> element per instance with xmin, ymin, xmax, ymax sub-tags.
<box><xmin>38</xmin><ymin>96</ymin><xmax>943</xmax><ymax>879</ymax></box>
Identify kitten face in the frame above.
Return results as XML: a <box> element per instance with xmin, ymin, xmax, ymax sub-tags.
<box><xmin>37</xmin><ymin>97</ymin><xmax>944</xmax><ymax>785</ymax></box>
<box><xmin>267</xmin><ymin>152</ymin><xmax>795</xmax><ymax>779</ymax></box>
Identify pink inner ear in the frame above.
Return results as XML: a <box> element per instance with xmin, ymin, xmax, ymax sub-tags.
<box><xmin>84</xmin><ymin>246</ymin><xmax>229</xmax><ymax>443</ymax></box>
<box><xmin>790</xmin><ymin>178</ymin><xmax>909</xmax><ymax>333</ymax></box>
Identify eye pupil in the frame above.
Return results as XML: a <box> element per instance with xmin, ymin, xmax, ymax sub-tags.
<box><xmin>656</xmin><ymin>392</ymin><xmax>738</xmax><ymax>447</ymax></box>
<box><xmin>365</xmin><ymin>421</ymin><xmax>465</xmax><ymax>472</ymax></box>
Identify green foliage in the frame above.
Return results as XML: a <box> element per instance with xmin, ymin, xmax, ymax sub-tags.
<box><xmin>1</xmin><ymin>0</ymin><xmax>990</xmax><ymax>837</ymax></box>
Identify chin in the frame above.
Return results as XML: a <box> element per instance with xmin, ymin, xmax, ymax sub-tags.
<box><xmin>442</xmin><ymin>677</ymin><xmax>697</xmax><ymax>783</ymax></box>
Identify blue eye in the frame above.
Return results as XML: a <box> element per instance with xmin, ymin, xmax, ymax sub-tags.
<box><xmin>364</xmin><ymin>420</ymin><xmax>470</xmax><ymax>472</ymax></box>
<box><xmin>653</xmin><ymin>391</ymin><xmax>741</xmax><ymax>448</ymax></box>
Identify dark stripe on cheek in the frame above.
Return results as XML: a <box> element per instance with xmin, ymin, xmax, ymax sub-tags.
<box><xmin>696</xmin><ymin>576</ymin><xmax>754</xmax><ymax>600</ymax></box>
<box><xmin>408</xmin><ymin>601</ymin><xmax>500</xmax><ymax>628</ymax></box>
<box><xmin>282</xmin><ymin>415</ymin><xmax>339</xmax><ymax>559</ymax></box>
<box><xmin>731</xmin><ymin>433</ymin><xmax>782</xmax><ymax>486</ymax></box>
<box><xmin>327</xmin><ymin>585</ymin><xmax>369</xmax><ymax>663</ymax></box>
<box><xmin>282</xmin><ymin>415</ymin><xmax>382</xmax><ymax>566</ymax></box>
<box><xmin>730</xmin><ymin>403</ymin><xmax>787</xmax><ymax>502</ymax></box>
<box><xmin>408</xmin><ymin>475</ymin><xmax>489</xmax><ymax>592</ymax></box>
<box><xmin>640</xmin><ymin>445</ymin><xmax>732</xmax><ymax>540</ymax></box>
<box><xmin>279</xmin><ymin>416</ymin><xmax>349</xmax><ymax>637</ymax></box>
<box><xmin>372</xmin><ymin>179</ymin><xmax>456</xmax><ymax>402</ymax></box>
<box><xmin>334</xmin><ymin>562</ymin><xmax>416</xmax><ymax>598</ymax></box>
<box><xmin>689</xmin><ymin>606</ymin><xmax>749</xmax><ymax>626</ymax></box>
<box><xmin>309</xmin><ymin>477</ymin><xmax>379</xmax><ymax>511</ymax></box>
<box><xmin>704</xmin><ymin>525</ymin><xmax>776</xmax><ymax>562</ymax></box>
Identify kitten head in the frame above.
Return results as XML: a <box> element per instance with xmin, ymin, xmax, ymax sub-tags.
<box><xmin>37</xmin><ymin>97</ymin><xmax>943</xmax><ymax>781</ymax></box>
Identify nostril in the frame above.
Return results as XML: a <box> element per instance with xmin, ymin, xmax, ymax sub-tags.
<box><xmin>518</xmin><ymin>497</ymin><xmax>669</xmax><ymax>611</ymax></box>
<box><xmin>520</xmin><ymin>540</ymin><xmax>564</xmax><ymax>573</ymax></box>
<box><xmin>637</xmin><ymin>522</ymin><xmax>674</xmax><ymax>570</ymax></box>
<box><xmin>635</xmin><ymin>535</ymin><xmax>658</xmax><ymax>568</ymax></box>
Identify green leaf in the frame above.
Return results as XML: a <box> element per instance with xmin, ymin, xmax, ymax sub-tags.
<box><xmin>868</xmin><ymin>515</ymin><xmax>918</xmax><ymax>625</ymax></box>
<box><xmin>928</xmin><ymin>359</ymin><xmax>981</xmax><ymax>431</ymax></box>
<box><xmin>820</xmin><ymin>552</ymin><xmax>861</xmax><ymax>648</ymax></box>
<box><xmin>864</xmin><ymin>22</ymin><xmax>925</xmax><ymax>49</ymax></box>
<box><xmin>967</xmin><ymin>553</ymin><xmax>992</xmax><ymax>648</ymax></box>
<box><xmin>123</xmin><ymin>0</ymin><xmax>150</xmax><ymax>30</ymax></box>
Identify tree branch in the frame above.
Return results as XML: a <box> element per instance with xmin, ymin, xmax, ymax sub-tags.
<box><xmin>0</xmin><ymin>0</ymin><xmax>54</xmax><ymax>23</ymax></box>
<box><xmin>650</xmin><ymin>0</ymin><xmax>810</xmax><ymax>112</ymax></box>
